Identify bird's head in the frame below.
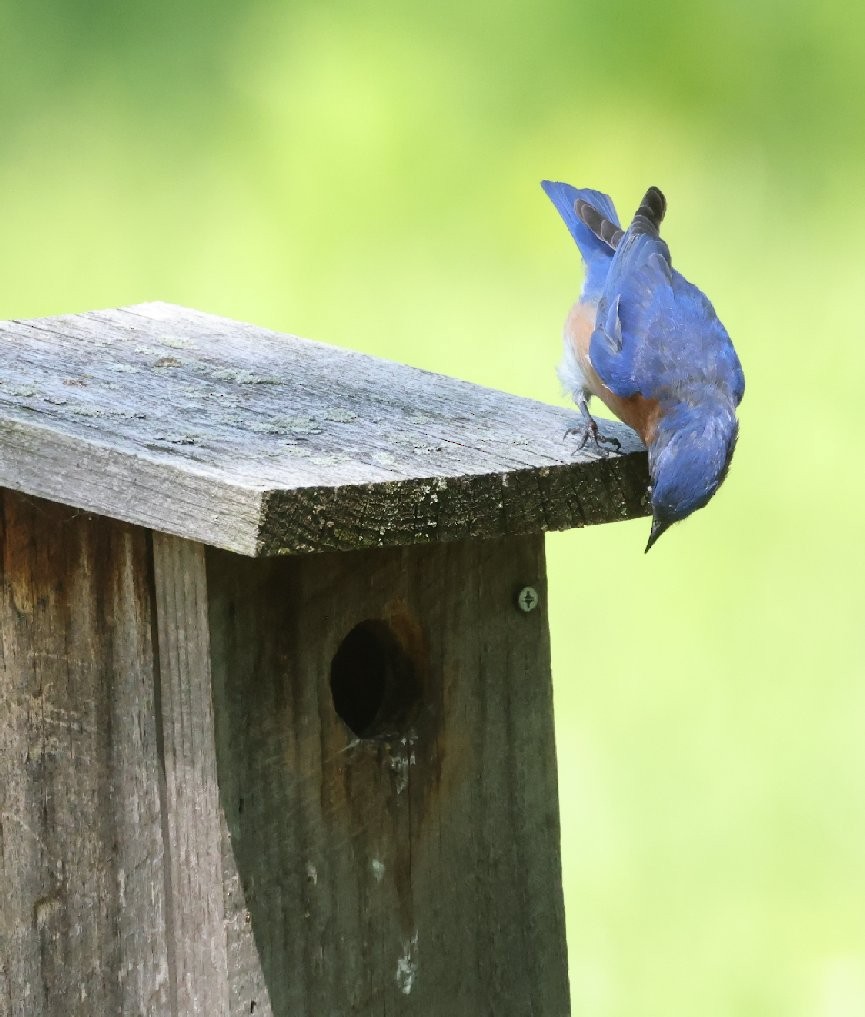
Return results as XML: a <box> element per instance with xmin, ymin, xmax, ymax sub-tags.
<box><xmin>645</xmin><ymin>398</ymin><xmax>739</xmax><ymax>552</ymax></box>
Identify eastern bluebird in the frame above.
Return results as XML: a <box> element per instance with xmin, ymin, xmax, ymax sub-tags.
<box><xmin>541</xmin><ymin>181</ymin><xmax>745</xmax><ymax>551</ymax></box>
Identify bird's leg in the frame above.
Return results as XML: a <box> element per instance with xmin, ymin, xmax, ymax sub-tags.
<box><xmin>563</xmin><ymin>394</ymin><xmax>622</xmax><ymax>455</ymax></box>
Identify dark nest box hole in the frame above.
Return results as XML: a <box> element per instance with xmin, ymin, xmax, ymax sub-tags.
<box><xmin>330</xmin><ymin>619</ymin><xmax>421</xmax><ymax>739</ymax></box>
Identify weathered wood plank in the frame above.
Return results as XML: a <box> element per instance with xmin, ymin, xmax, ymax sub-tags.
<box><xmin>151</xmin><ymin>534</ymin><xmax>231</xmax><ymax>1016</ymax></box>
<box><xmin>0</xmin><ymin>303</ymin><xmax>648</xmax><ymax>555</ymax></box>
<box><xmin>0</xmin><ymin>492</ymin><xmax>170</xmax><ymax>1016</ymax></box>
<box><xmin>206</xmin><ymin>534</ymin><xmax>570</xmax><ymax>1015</ymax></box>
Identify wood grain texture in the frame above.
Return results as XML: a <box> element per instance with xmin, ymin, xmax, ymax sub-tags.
<box><xmin>0</xmin><ymin>302</ymin><xmax>649</xmax><ymax>555</ymax></box>
<box><xmin>206</xmin><ymin>534</ymin><xmax>570</xmax><ymax>1016</ymax></box>
<box><xmin>0</xmin><ymin>495</ymin><xmax>572</xmax><ymax>1015</ymax></box>
<box><xmin>0</xmin><ymin>491</ymin><xmax>170</xmax><ymax>1016</ymax></box>
<box><xmin>151</xmin><ymin>534</ymin><xmax>231</xmax><ymax>1016</ymax></box>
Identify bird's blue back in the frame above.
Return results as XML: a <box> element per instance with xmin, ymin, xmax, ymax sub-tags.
<box><xmin>591</xmin><ymin>221</ymin><xmax>745</xmax><ymax>408</ymax></box>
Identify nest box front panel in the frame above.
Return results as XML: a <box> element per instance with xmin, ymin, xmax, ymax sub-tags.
<box><xmin>206</xmin><ymin>534</ymin><xmax>570</xmax><ymax>1016</ymax></box>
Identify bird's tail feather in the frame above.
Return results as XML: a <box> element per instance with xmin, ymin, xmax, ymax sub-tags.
<box><xmin>575</xmin><ymin>199</ymin><xmax>625</xmax><ymax>250</ymax></box>
<box><xmin>540</xmin><ymin>181</ymin><xmax>620</xmax><ymax>265</ymax></box>
<box><xmin>630</xmin><ymin>186</ymin><xmax>666</xmax><ymax>237</ymax></box>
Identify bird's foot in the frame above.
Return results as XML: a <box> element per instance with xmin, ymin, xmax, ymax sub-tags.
<box><xmin>563</xmin><ymin>416</ymin><xmax>622</xmax><ymax>456</ymax></box>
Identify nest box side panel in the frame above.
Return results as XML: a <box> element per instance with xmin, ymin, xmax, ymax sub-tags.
<box><xmin>0</xmin><ymin>491</ymin><xmax>170</xmax><ymax>1016</ymax></box>
<box><xmin>206</xmin><ymin>534</ymin><xmax>570</xmax><ymax>1016</ymax></box>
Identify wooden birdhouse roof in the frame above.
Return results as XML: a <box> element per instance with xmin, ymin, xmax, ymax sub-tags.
<box><xmin>0</xmin><ymin>303</ymin><xmax>648</xmax><ymax>555</ymax></box>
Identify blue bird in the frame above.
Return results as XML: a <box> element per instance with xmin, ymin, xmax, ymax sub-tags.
<box><xmin>541</xmin><ymin>181</ymin><xmax>745</xmax><ymax>551</ymax></box>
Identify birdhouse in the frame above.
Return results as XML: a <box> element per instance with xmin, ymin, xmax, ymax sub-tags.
<box><xmin>0</xmin><ymin>303</ymin><xmax>648</xmax><ymax>1016</ymax></box>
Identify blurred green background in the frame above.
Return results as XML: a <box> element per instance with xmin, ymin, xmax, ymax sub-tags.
<box><xmin>2</xmin><ymin>0</ymin><xmax>863</xmax><ymax>1013</ymax></box>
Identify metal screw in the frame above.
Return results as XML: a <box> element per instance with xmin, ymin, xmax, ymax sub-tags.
<box><xmin>516</xmin><ymin>586</ymin><xmax>539</xmax><ymax>613</ymax></box>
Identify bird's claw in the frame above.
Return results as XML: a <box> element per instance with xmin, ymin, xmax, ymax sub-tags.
<box><xmin>563</xmin><ymin>417</ymin><xmax>622</xmax><ymax>457</ymax></box>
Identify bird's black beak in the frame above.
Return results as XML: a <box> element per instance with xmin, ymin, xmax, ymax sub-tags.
<box><xmin>645</xmin><ymin>517</ymin><xmax>669</xmax><ymax>553</ymax></box>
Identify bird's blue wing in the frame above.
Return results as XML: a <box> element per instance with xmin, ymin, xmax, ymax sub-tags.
<box><xmin>590</xmin><ymin>226</ymin><xmax>745</xmax><ymax>406</ymax></box>
<box><xmin>589</xmin><ymin>227</ymin><xmax>676</xmax><ymax>398</ymax></box>
<box><xmin>541</xmin><ymin>181</ymin><xmax>620</xmax><ymax>300</ymax></box>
